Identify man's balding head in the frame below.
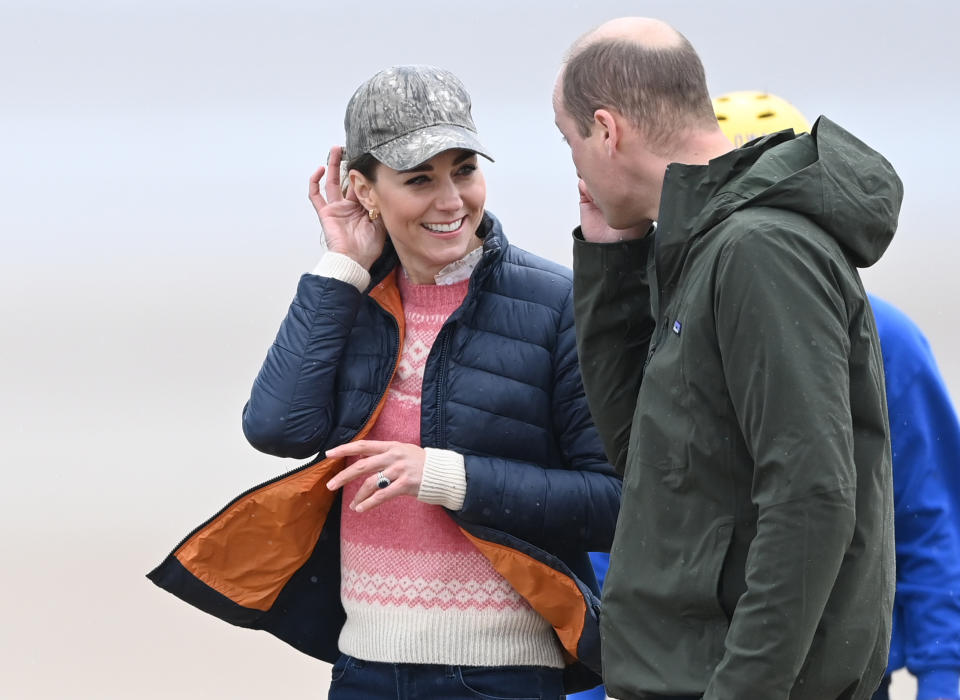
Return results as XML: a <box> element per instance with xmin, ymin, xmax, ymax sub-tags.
<box><xmin>572</xmin><ymin>17</ymin><xmax>682</xmax><ymax>53</ymax></box>
<box><xmin>558</xmin><ymin>17</ymin><xmax>717</xmax><ymax>155</ymax></box>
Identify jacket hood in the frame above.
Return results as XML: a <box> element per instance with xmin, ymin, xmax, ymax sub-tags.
<box><xmin>673</xmin><ymin>117</ymin><xmax>903</xmax><ymax>268</ymax></box>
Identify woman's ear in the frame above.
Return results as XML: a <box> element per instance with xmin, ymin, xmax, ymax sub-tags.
<box><xmin>349</xmin><ymin>171</ymin><xmax>377</xmax><ymax>211</ymax></box>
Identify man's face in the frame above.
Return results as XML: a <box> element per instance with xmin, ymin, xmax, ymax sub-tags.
<box><xmin>553</xmin><ymin>96</ymin><xmax>606</xmax><ymax>208</ymax></box>
<box><xmin>553</xmin><ymin>87</ymin><xmax>638</xmax><ymax>229</ymax></box>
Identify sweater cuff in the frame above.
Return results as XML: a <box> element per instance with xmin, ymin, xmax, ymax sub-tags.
<box><xmin>418</xmin><ymin>448</ymin><xmax>467</xmax><ymax>510</ymax></box>
<box><xmin>916</xmin><ymin>669</ymin><xmax>960</xmax><ymax>700</ymax></box>
<box><xmin>312</xmin><ymin>252</ymin><xmax>371</xmax><ymax>292</ymax></box>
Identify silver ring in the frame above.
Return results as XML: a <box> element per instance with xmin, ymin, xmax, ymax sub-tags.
<box><xmin>376</xmin><ymin>472</ymin><xmax>390</xmax><ymax>489</ymax></box>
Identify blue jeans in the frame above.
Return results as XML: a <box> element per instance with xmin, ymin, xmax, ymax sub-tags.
<box><xmin>327</xmin><ymin>654</ymin><xmax>566</xmax><ymax>699</ymax></box>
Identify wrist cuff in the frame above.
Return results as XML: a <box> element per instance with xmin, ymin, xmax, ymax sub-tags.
<box><xmin>418</xmin><ymin>448</ymin><xmax>467</xmax><ymax>510</ymax></box>
<box><xmin>312</xmin><ymin>252</ymin><xmax>371</xmax><ymax>292</ymax></box>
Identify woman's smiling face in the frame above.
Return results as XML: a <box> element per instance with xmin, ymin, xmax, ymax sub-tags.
<box><xmin>353</xmin><ymin>149</ymin><xmax>486</xmax><ymax>284</ymax></box>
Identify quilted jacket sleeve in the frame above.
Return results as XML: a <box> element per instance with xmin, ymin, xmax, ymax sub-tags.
<box><xmin>241</xmin><ymin>273</ymin><xmax>367</xmax><ymax>459</ymax></box>
<box><xmin>456</xmin><ymin>284</ymin><xmax>622</xmax><ymax>554</ymax></box>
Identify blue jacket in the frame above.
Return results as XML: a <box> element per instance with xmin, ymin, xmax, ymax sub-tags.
<box><xmin>871</xmin><ymin>295</ymin><xmax>960</xmax><ymax>700</ymax></box>
<box><xmin>148</xmin><ymin>214</ymin><xmax>619</xmax><ymax>694</ymax></box>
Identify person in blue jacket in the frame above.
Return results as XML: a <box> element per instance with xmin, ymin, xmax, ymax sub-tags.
<box><xmin>572</xmin><ymin>91</ymin><xmax>960</xmax><ymax>700</ymax></box>
<box><xmin>869</xmin><ymin>295</ymin><xmax>960</xmax><ymax>700</ymax></box>
<box><xmin>149</xmin><ymin>64</ymin><xmax>617</xmax><ymax>699</ymax></box>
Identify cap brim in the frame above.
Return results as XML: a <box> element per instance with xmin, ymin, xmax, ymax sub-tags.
<box><xmin>368</xmin><ymin>124</ymin><xmax>494</xmax><ymax>171</ymax></box>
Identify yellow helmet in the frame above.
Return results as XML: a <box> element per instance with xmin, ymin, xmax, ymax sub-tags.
<box><xmin>712</xmin><ymin>91</ymin><xmax>811</xmax><ymax>147</ymax></box>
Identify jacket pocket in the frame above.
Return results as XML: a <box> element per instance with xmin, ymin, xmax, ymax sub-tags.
<box><xmin>682</xmin><ymin>520</ymin><xmax>735</xmax><ymax>623</ymax></box>
<box><xmin>673</xmin><ymin>521</ymin><xmax>735</xmax><ymax>681</ymax></box>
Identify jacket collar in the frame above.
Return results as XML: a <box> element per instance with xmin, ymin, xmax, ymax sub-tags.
<box><xmin>656</xmin><ymin>129</ymin><xmax>796</xmax><ymax>254</ymax></box>
<box><xmin>651</xmin><ymin>129</ymin><xmax>803</xmax><ymax>296</ymax></box>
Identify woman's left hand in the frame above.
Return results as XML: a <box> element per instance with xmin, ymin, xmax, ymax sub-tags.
<box><xmin>325</xmin><ymin>440</ymin><xmax>425</xmax><ymax>512</ymax></box>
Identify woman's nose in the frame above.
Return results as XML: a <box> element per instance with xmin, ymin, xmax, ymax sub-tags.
<box><xmin>434</xmin><ymin>179</ymin><xmax>464</xmax><ymax>211</ymax></box>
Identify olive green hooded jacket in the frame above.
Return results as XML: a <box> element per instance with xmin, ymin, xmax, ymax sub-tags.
<box><xmin>572</xmin><ymin>118</ymin><xmax>902</xmax><ymax>700</ymax></box>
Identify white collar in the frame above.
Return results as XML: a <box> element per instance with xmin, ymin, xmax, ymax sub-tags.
<box><xmin>433</xmin><ymin>246</ymin><xmax>483</xmax><ymax>285</ymax></box>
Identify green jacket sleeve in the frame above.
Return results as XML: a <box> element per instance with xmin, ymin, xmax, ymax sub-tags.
<box><xmin>571</xmin><ymin>228</ymin><xmax>656</xmax><ymax>475</ymax></box>
<box><xmin>703</xmin><ymin>223</ymin><xmax>864</xmax><ymax>698</ymax></box>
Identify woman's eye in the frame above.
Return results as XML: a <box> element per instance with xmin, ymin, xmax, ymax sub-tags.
<box><xmin>456</xmin><ymin>164</ymin><xmax>478</xmax><ymax>177</ymax></box>
<box><xmin>404</xmin><ymin>175</ymin><xmax>429</xmax><ymax>186</ymax></box>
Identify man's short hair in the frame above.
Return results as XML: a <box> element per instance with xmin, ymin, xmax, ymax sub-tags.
<box><xmin>561</xmin><ymin>35</ymin><xmax>717</xmax><ymax>153</ymax></box>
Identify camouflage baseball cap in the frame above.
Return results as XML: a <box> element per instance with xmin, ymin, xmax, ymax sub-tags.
<box><xmin>344</xmin><ymin>65</ymin><xmax>494</xmax><ymax>171</ymax></box>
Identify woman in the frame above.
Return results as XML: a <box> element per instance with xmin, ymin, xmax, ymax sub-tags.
<box><xmin>149</xmin><ymin>65</ymin><xmax>618</xmax><ymax>699</ymax></box>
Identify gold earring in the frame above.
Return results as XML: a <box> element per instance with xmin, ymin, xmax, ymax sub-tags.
<box><xmin>368</xmin><ymin>208</ymin><xmax>380</xmax><ymax>221</ymax></box>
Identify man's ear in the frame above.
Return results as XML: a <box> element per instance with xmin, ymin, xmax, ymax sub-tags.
<box><xmin>593</xmin><ymin>109</ymin><xmax>621</xmax><ymax>157</ymax></box>
<box><xmin>349</xmin><ymin>171</ymin><xmax>378</xmax><ymax>210</ymax></box>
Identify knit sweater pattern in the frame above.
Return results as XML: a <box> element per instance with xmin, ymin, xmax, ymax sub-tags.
<box><xmin>337</xmin><ymin>270</ymin><xmax>563</xmax><ymax>668</ymax></box>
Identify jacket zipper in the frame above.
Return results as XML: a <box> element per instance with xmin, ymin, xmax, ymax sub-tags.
<box><xmin>429</xmin><ymin>252</ymin><xmax>485</xmax><ymax>449</ymax></box>
<box><xmin>643</xmin><ymin>237</ymin><xmax>668</xmax><ymax>371</ymax></box>
<box><xmin>360</xmin><ymin>307</ymin><xmax>401</xmax><ymax>435</ymax></box>
<box><xmin>161</xmin><ymin>299</ymin><xmax>402</xmax><ymax>561</ymax></box>
<box><xmin>433</xmin><ymin>330</ymin><xmax>451</xmax><ymax>448</ymax></box>
<box><xmin>643</xmin><ymin>314</ymin><xmax>672</xmax><ymax>372</ymax></box>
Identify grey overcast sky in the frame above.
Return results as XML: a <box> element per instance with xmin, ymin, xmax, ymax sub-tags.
<box><xmin>1</xmin><ymin>1</ymin><xmax>956</xmax><ymax>697</ymax></box>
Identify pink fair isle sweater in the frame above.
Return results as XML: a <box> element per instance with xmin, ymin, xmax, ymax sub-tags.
<box><xmin>338</xmin><ymin>270</ymin><xmax>563</xmax><ymax>668</ymax></box>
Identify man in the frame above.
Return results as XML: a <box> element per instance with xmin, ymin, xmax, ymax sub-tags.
<box><xmin>712</xmin><ymin>90</ymin><xmax>960</xmax><ymax>700</ymax></box>
<box><xmin>554</xmin><ymin>17</ymin><xmax>903</xmax><ymax>700</ymax></box>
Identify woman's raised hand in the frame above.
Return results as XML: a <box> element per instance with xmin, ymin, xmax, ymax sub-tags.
<box><xmin>308</xmin><ymin>145</ymin><xmax>386</xmax><ymax>269</ymax></box>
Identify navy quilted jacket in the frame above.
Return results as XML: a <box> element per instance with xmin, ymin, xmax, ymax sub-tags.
<box><xmin>242</xmin><ymin>212</ymin><xmax>620</xmax><ymax>556</ymax></box>
<box><xmin>148</xmin><ymin>214</ymin><xmax>618</xmax><ymax>693</ymax></box>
